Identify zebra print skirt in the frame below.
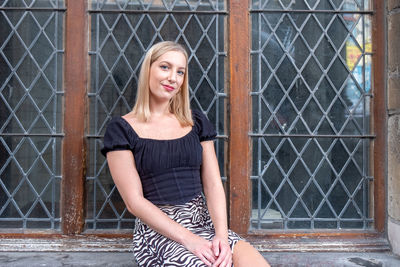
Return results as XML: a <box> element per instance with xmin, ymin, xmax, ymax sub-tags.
<box><xmin>132</xmin><ymin>194</ymin><xmax>242</xmax><ymax>266</ymax></box>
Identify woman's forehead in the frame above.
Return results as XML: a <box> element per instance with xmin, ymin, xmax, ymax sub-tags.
<box><xmin>156</xmin><ymin>50</ymin><xmax>187</xmax><ymax>67</ymax></box>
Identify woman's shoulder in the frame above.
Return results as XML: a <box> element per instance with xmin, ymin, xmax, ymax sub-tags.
<box><xmin>191</xmin><ymin>109</ymin><xmax>208</xmax><ymax>123</ymax></box>
<box><xmin>106</xmin><ymin>116</ymin><xmax>133</xmax><ymax>134</ymax></box>
<box><xmin>191</xmin><ymin>109</ymin><xmax>217</xmax><ymax>141</ymax></box>
<box><xmin>101</xmin><ymin>116</ymin><xmax>138</xmax><ymax>156</ymax></box>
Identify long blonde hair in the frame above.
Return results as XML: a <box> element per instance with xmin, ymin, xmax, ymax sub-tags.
<box><xmin>132</xmin><ymin>41</ymin><xmax>193</xmax><ymax>126</ymax></box>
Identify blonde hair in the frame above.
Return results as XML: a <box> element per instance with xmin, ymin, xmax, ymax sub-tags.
<box><xmin>132</xmin><ymin>41</ymin><xmax>193</xmax><ymax>126</ymax></box>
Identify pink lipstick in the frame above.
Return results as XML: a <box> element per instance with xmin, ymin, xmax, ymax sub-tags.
<box><xmin>163</xmin><ymin>84</ymin><xmax>175</xmax><ymax>91</ymax></box>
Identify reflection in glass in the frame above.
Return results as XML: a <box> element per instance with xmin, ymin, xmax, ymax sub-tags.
<box><xmin>0</xmin><ymin>5</ymin><xmax>63</xmax><ymax>229</ymax></box>
<box><xmin>250</xmin><ymin>1</ymin><xmax>372</xmax><ymax>229</ymax></box>
<box><xmin>87</xmin><ymin>2</ymin><xmax>227</xmax><ymax>229</ymax></box>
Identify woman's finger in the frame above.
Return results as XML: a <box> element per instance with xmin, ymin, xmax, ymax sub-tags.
<box><xmin>217</xmin><ymin>244</ymin><xmax>232</xmax><ymax>267</ymax></box>
<box><xmin>213</xmin><ymin>255</ymin><xmax>223</xmax><ymax>266</ymax></box>
<box><xmin>198</xmin><ymin>254</ymin><xmax>212</xmax><ymax>266</ymax></box>
<box><xmin>223</xmin><ymin>252</ymin><xmax>233</xmax><ymax>267</ymax></box>
<box><xmin>212</xmin><ymin>238</ymin><xmax>220</xmax><ymax>256</ymax></box>
<box><xmin>203</xmin><ymin>249</ymin><xmax>216</xmax><ymax>264</ymax></box>
<box><xmin>213</xmin><ymin>250</ymin><xmax>226</xmax><ymax>266</ymax></box>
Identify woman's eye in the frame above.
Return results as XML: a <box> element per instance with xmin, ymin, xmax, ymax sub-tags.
<box><xmin>160</xmin><ymin>65</ymin><xmax>169</xmax><ymax>70</ymax></box>
<box><xmin>177</xmin><ymin>71</ymin><xmax>185</xmax><ymax>76</ymax></box>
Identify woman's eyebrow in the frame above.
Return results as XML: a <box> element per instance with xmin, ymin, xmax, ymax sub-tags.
<box><xmin>159</xmin><ymin>60</ymin><xmax>186</xmax><ymax>70</ymax></box>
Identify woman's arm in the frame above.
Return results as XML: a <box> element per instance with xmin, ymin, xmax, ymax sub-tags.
<box><xmin>106</xmin><ymin>150</ymin><xmax>216</xmax><ymax>266</ymax></box>
<box><xmin>200</xmin><ymin>141</ymin><xmax>232</xmax><ymax>267</ymax></box>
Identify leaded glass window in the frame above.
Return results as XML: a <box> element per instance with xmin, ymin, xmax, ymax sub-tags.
<box><xmin>86</xmin><ymin>0</ymin><xmax>227</xmax><ymax>230</ymax></box>
<box><xmin>250</xmin><ymin>0</ymin><xmax>373</xmax><ymax>229</ymax></box>
<box><xmin>0</xmin><ymin>0</ymin><xmax>64</xmax><ymax>229</ymax></box>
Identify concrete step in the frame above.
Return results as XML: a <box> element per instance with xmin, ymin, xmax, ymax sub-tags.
<box><xmin>0</xmin><ymin>251</ymin><xmax>399</xmax><ymax>266</ymax></box>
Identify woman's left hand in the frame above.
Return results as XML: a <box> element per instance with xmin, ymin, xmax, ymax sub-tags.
<box><xmin>211</xmin><ymin>236</ymin><xmax>232</xmax><ymax>267</ymax></box>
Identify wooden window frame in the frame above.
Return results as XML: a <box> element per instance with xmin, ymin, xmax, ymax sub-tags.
<box><xmin>228</xmin><ymin>0</ymin><xmax>387</xmax><ymax>245</ymax></box>
<box><xmin>0</xmin><ymin>0</ymin><xmax>389</xmax><ymax>252</ymax></box>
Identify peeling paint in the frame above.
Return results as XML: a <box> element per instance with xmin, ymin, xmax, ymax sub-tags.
<box><xmin>0</xmin><ymin>237</ymin><xmax>390</xmax><ymax>253</ymax></box>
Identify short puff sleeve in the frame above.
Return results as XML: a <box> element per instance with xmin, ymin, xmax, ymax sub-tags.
<box><xmin>101</xmin><ymin>117</ymin><xmax>135</xmax><ymax>156</ymax></box>
<box><xmin>192</xmin><ymin>109</ymin><xmax>217</xmax><ymax>142</ymax></box>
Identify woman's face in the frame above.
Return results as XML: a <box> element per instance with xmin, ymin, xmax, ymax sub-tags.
<box><xmin>148</xmin><ymin>50</ymin><xmax>186</xmax><ymax>103</ymax></box>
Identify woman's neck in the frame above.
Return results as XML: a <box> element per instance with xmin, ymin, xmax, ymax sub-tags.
<box><xmin>148</xmin><ymin>98</ymin><xmax>171</xmax><ymax>118</ymax></box>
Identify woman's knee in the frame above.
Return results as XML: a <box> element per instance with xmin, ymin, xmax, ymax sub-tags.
<box><xmin>233</xmin><ymin>240</ymin><xmax>270</xmax><ymax>267</ymax></box>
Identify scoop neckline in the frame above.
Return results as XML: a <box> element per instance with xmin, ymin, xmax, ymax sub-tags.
<box><xmin>119</xmin><ymin>116</ymin><xmax>194</xmax><ymax>142</ymax></box>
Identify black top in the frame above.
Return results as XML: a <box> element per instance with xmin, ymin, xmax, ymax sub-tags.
<box><xmin>101</xmin><ymin>110</ymin><xmax>217</xmax><ymax>205</ymax></box>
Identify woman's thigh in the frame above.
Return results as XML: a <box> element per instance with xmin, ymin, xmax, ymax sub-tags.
<box><xmin>232</xmin><ymin>240</ymin><xmax>270</xmax><ymax>267</ymax></box>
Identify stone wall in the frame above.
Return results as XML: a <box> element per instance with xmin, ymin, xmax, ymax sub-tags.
<box><xmin>388</xmin><ymin>0</ymin><xmax>400</xmax><ymax>256</ymax></box>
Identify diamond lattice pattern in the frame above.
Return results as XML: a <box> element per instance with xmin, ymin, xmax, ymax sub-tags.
<box><xmin>86</xmin><ymin>1</ymin><xmax>226</xmax><ymax>229</ymax></box>
<box><xmin>92</xmin><ymin>0</ymin><xmax>223</xmax><ymax>11</ymax></box>
<box><xmin>251</xmin><ymin>2</ymin><xmax>372</xmax><ymax>229</ymax></box>
<box><xmin>0</xmin><ymin>1</ymin><xmax>63</xmax><ymax>229</ymax></box>
<box><xmin>252</xmin><ymin>0</ymin><xmax>368</xmax><ymax>11</ymax></box>
<box><xmin>1</xmin><ymin>0</ymin><xmax>61</xmax><ymax>8</ymax></box>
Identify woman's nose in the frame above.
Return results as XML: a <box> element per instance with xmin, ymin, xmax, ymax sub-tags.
<box><xmin>168</xmin><ymin>71</ymin><xmax>177</xmax><ymax>82</ymax></box>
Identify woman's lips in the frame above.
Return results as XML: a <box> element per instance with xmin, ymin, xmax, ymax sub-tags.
<box><xmin>162</xmin><ymin>84</ymin><xmax>175</xmax><ymax>91</ymax></box>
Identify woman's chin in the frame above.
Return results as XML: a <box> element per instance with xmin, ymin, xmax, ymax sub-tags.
<box><xmin>150</xmin><ymin>93</ymin><xmax>175</xmax><ymax>103</ymax></box>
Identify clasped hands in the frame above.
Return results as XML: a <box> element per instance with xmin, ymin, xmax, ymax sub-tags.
<box><xmin>187</xmin><ymin>235</ymin><xmax>232</xmax><ymax>267</ymax></box>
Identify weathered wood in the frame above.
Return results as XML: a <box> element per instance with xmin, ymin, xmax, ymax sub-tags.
<box><xmin>244</xmin><ymin>231</ymin><xmax>385</xmax><ymax>239</ymax></box>
<box><xmin>228</xmin><ymin>0</ymin><xmax>251</xmax><ymax>235</ymax></box>
<box><xmin>372</xmin><ymin>0</ymin><xmax>386</xmax><ymax>233</ymax></box>
<box><xmin>0</xmin><ymin>237</ymin><xmax>132</xmax><ymax>252</ymax></box>
<box><xmin>251</xmin><ymin>238</ymin><xmax>390</xmax><ymax>252</ymax></box>
<box><xmin>62</xmin><ymin>0</ymin><xmax>88</xmax><ymax>235</ymax></box>
<box><xmin>0</xmin><ymin>235</ymin><xmax>389</xmax><ymax>252</ymax></box>
<box><xmin>247</xmin><ymin>232</ymin><xmax>390</xmax><ymax>252</ymax></box>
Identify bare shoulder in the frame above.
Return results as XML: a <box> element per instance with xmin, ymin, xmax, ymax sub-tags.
<box><xmin>122</xmin><ymin>112</ymin><xmax>146</xmax><ymax>131</ymax></box>
<box><xmin>122</xmin><ymin>112</ymin><xmax>139</xmax><ymax>123</ymax></box>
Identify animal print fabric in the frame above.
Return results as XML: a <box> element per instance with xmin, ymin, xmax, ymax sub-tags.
<box><xmin>133</xmin><ymin>194</ymin><xmax>242</xmax><ymax>266</ymax></box>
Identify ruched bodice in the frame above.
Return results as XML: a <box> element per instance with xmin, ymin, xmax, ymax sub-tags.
<box><xmin>101</xmin><ymin>110</ymin><xmax>217</xmax><ymax>204</ymax></box>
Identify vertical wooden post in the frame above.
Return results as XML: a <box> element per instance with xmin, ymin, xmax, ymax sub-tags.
<box><xmin>228</xmin><ymin>0</ymin><xmax>251</xmax><ymax>235</ymax></box>
<box><xmin>62</xmin><ymin>0</ymin><xmax>87</xmax><ymax>235</ymax></box>
<box><xmin>372</xmin><ymin>0</ymin><xmax>386</xmax><ymax>233</ymax></box>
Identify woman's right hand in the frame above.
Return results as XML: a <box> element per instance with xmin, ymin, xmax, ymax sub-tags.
<box><xmin>184</xmin><ymin>234</ymin><xmax>216</xmax><ymax>266</ymax></box>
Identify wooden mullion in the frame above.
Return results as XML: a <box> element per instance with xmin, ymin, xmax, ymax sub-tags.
<box><xmin>228</xmin><ymin>0</ymin><xmax>251</xmax><ymax>235</ymax></box>
<box><xmin>372</xmin><ymin>0</ymin><xmax>386</xmax><ymax>232</ymax></box>
<box><xmin>62</xmin><ymin>0</ymin><xmax>88</xmax><ymax>235</ymax></box>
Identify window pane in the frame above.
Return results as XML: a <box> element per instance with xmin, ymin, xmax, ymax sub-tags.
<box><xmin>251</xmin><ymin>0</ymin><xmax>370</xmax><ymax>11</ymax></box>
<box><xmin>86</xmin><ymin>0</ymin><xmax>227</xmax><ymax>230</ymax></box>
<box><xmin>250</xmin><ymin>1</ymin><xmax>373</xmax><ymax>229</ymax></box>
<box><xmin>0</xmin><ymin>0</ymin><xmax>61</xmax><ymax>8</ymax></box>
<box><xmin>0</xmin><ymin>2</ymin><xmax>64</xmax><ymax>229</ymax></box>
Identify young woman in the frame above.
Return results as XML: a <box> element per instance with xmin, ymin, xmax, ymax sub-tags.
<box><xmin>102</xmin><ymin>41</ymin><xmax>269</xmax><ymax>267</ymax></box>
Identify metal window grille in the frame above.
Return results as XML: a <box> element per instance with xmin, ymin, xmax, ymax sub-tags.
<box><xmin>250</xmin><ymin>0</ymin><xmax>373</xmax><ymax>229</ymax></box>
<box><xmin>0</xmin><ymin>0</ymin><xmax>64</xmax><ymax>229</ymax></box>
<box><xmin>86</xmin><ymin>0</ymin><xmax>227</xmax><ymax>230</ymax></box>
